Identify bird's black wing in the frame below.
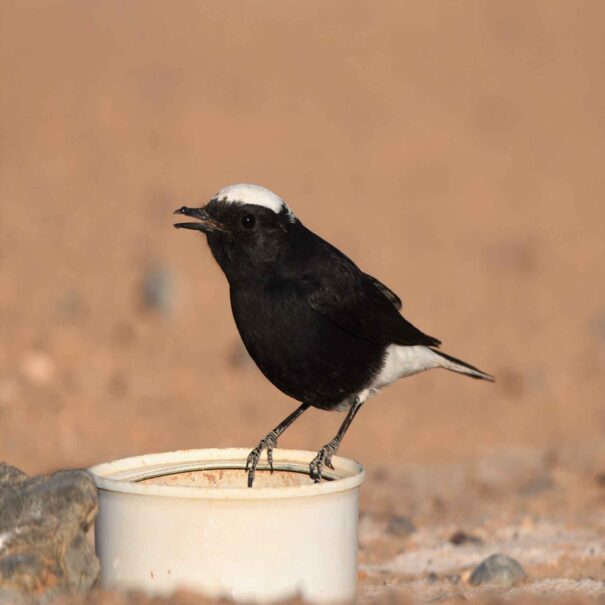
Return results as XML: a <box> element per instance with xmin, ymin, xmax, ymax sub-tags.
<box><xmin>297</xmin><ymin>238</ymin><xmax>440</xmax><ymax>348</ymax></box>
<box><xmin>363</xmin><ymin>273</ymin><xmax>402</xmax><ymax>310</ymax></box>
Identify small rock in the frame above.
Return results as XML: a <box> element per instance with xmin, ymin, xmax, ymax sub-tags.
<box><xmin>589</xmin><ymin>311</ymin><xmax>605</xmax><ymax>341</ymax></box>
<box><xmin>450</xmin><ymin>530</ymin><xmax>483</xmax><ymax>546</ymax></box>
<box><xmin>519</xmin><ymin>474</ymin><xmax>553</xmax><ymax>497</ymax></box>
<box><xmin>228</xmin><ymin>342</ymin><xmax>254</xmax><ymax>369</ymax></box>
<box><xmin>0</xmin><ymin>464</ymin><xmax>27</xmax><ymax>488</ymax></box>
<box><xmin>56</xmin><ymin>292</ymin><xmax>86</xmax><ymax>320</ymax></box>
<box><xmin>469</xmin><ymin>553</ymin><xmax>526</xmax><ymax>587</ymax></box>
<box><xmin>141</xmin><ymin>265</ymin><xmax>176</xmax><ymax>315</ymax></box>
<box><xmin>0</xmin><ymin>463</ymin><xmax>100</xmax><ymax>596</ymax></box>
<box><xmin>385</xmin><ymin>514</ymin><xmax>416</xmax><ymax>537</ymax></box>
<box><xmin>371</xmin><ymin>466</ymin><xmax>389</xmax><ymax>482</ymax></box>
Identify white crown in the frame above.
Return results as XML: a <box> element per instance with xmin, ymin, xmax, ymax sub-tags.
<box><xmin>213</xmin><ymin>184</ymin><xmax>295</xmax><ymax>222</ymax></box>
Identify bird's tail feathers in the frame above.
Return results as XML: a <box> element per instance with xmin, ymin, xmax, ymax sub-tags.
<box><xmin>429</xmin><ymin>348</ymin><xmax>494</xmax><ymax>381</ymax></box>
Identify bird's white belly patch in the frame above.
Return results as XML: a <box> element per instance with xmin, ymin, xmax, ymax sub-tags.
<box><xmin>371</xmin><ymin>345</ymin><xmax>441</xmax><ymax>390</ymax></box>
<box><xmin>334</xmin><ymin>346</ymin><xmax>441</xmax><ymax>410</ymax></box>
<box><xmin>333</xmin><ymin>387</ymin><xmax>372</xmax><ymax>411</ymax></box>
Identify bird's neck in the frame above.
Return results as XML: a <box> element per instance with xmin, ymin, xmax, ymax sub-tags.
<box><xmin>210</xmin><ymin>220</ymin><xmax>313</xmax><ymax>287</ymax></box>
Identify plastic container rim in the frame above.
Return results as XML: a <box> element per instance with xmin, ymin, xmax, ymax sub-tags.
<box><xmin>88</xmin><ymin>447</ymin><xmax>365</xmax><ymax>500</ymax></box>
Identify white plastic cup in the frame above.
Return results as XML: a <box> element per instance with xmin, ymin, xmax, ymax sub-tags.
<box><xmin>88</xmin><ymin>448</ymin><xmax>364</xmax><ymax>603</ymax></box>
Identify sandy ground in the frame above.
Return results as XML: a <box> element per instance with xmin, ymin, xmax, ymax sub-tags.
<box><xmin>357</xmin><ymin>441</ymin><xmax>605</xmax><ymax>602</ymax></box>
<box><xmin>1</xmin><ymin>1</ymin><xmax>604</xmax><ymax>602</ymax></box>
<box><xmin>53</xmin><ymin>441</ymin><xmax>605</xmax><ymax>604</ymax></box>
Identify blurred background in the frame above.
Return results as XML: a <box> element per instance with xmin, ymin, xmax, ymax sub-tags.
<box><xmin>0</xmin><ymin>0</ymin><xmax>603</xmax><ymax>477</ymax></box>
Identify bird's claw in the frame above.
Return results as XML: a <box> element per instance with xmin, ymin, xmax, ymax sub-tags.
<box><xmin>245</xmin><ymin>432</ymin><xmax>278</xmax><ymax>487</ymax></box>
<box><xmin>245</xmin><ymin>447</ymin><xmax>261</xmax><ymax>487</ymax></box>
<box><xmin>309</xmin><ymin>441</ymin><xmax>338</xmax><ymax>483</ymax></box>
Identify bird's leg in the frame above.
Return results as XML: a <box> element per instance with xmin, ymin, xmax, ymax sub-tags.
<box><xmin>310</xmin><ymin>397</ymin><xmax>364</xmax><ymax>483</ymax></box>
<box><xmin>246</xmin><ymin>402</ymin><xmax>310</xmax><ymax>487</ymax></box>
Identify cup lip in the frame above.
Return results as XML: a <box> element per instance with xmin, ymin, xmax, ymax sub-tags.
<box><xmin>88</xmin><ymin>448</ymin><xmax>365</xmax><ymax>500</ymax></box>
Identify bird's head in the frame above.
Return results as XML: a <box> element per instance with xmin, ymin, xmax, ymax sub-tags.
<box><xmin>174</xmin><ymin>184</ymin><xmax>298</xmax><ymax>276</ymax></box>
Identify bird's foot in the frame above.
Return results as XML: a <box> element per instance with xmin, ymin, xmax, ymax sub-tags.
<box><xmin>309</xmin><ymin>438</ymin><xmax>339</xmax><ymax>483</ymax></box>
<box><xmin>245</xmin><ymin>431</ymin><xmax>278</xmax><ymax>488</ymax></box>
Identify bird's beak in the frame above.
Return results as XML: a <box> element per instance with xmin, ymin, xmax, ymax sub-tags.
<box><xmin>173</xmin><ymin>207</ymin><xmax>227</xmax><ymax>233</ymax></box>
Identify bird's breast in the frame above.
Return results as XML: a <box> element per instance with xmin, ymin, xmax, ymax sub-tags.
<box><xmin>228</xmin><ymin>282</ymin><xmax>385</xmax><ymax>408</ymax></box>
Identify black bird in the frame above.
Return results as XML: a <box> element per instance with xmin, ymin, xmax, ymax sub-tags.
<box><xmin>174</xmin><ymin>184</ymin><xmax>493</xmax><ymax>486</ymax></box>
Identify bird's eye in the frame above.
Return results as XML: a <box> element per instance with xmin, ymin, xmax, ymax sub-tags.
<box><xmin>241</xmin><ymin>214</ymin><xmax>256</xmax><ymax>229</ymax></box>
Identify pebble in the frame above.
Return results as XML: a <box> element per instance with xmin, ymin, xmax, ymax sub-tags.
<box><xmin>0</xmin><ymin>463</ymin><xmax>100</xmax><ymax>596</ymax></box>
<box><xmin>385</xmin><ymin>514</ymin><xmax>417</xmax><ymax>537</ymax></box>
<box><xmin>469</xmin><ymin>553</ymin><xmax>527</xmax><ymax>587</ymax></box>
<box><xmin>228</xmin><ymin>341</ymin><xmax>254</xmax><ymax>369</ymax></box>
<box><xmin>519</xmin><ymin>474</ymin><xmax>553</xmax><ymax>497</ymax></box>
<box><xmin>56</xmin><ymin>292</ymin><xmax>85</xmax><ymax>320</ymax></box>
<box><xmin>449</xmin><ymin>530</ymin><xmax>482</xmax><ymax>546</ymax></box>
<box><xmin>141</xmin><ymin>265</ymin><xmax>176</xmax><ymax>315</ymax></box>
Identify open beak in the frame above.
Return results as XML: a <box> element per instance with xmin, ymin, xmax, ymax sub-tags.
<box><xmin>173</xmin><ymin>207</ymin><xmax>227</xmax><ymax>233</ymax></box>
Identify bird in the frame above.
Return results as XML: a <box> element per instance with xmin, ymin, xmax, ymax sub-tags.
<box><xmin>174</xmin><ymin>183</ymin><xmax>494</xmax><ymax>487</ymax></box>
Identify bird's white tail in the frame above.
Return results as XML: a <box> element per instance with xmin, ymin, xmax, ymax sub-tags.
<box><xmin>430</xmin><ymin>348</ymin><xmax>495</xmax><ymax>381</ymax></box>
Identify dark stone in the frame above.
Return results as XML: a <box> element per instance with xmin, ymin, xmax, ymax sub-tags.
<box><xmin>228</xmin><ymin>341</ymin><xmax>255</xmax><ymax>369</ymax></box>
<box><xmin>385</xmin><ymin>514</ymin><xmax>416</xmax><ymax>537</ymax></box>
<box><xmin>0</xmin><ymin>464</ymin><xmax>27</xmax><ymax>488</ymax></box>
<box><xmin>56</xmin><ymin>292</ymin><xmax>86</xmax><ymax>321</ymax></box>
<box><xmin>371</xmin><ymin>466</ymin><xmax>389</xmax><ymax>482</ymax></box>
<box><xmin>449</xmin><ymin>530</ymin><xmax>483</xmax><ymax>546</ymax></box>
<box><xmin>469</xmin><ymin>553</ymin><xmax>527</xmax><ymax>587</ymax></box>
<box><xmin>0</xmin><ymin>463</ymin><xmax>100</xmax><ymax>597</ymax></box>
<box><xmin>519</xmin><ymin>474</ymin><xmax>553</xmax><ymax>497</ymax></box>
<box><xmin>141</xmin><ymin>265</ymin><xmax>176</xmax><ymax>315</ymax></box>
